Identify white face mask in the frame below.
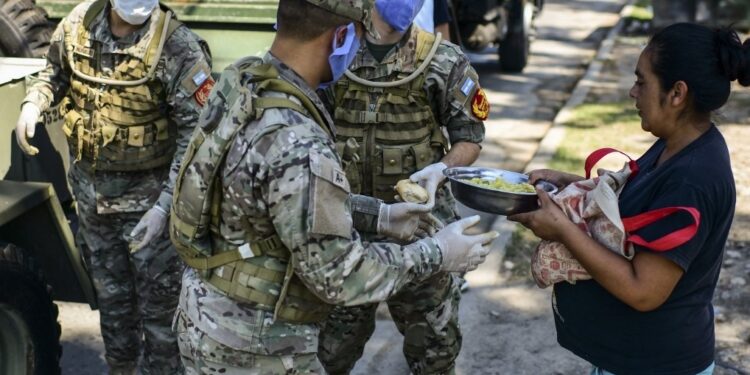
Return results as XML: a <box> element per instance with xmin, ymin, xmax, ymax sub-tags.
<box><xmin>110</xmin><ymin>0</ymin><xmax>158</xmax><ymax>25</ymax></box>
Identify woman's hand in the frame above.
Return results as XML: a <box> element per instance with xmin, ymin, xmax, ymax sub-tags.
<box><xmin>507</xmin><ymin>186</ymin><xmax>577</xmax><ymax>242</ymax></box>
<box><xmin>527</xmin><ymin>169</ymin><xmax>584</xmax><ymax>189</ymax></box>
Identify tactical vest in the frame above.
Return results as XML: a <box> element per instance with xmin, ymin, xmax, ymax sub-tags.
<box><xmin>60</xmin><ymin>0</ymin><xmax>181</xmax><ymax>171</ymax></box>
<box><xmin>333</xmin><ymin>29</ymin><xmax>448</xmax><ymax>201</ymax></box>
<box><xmin>170</xmin><ymin>57</ymin><xmax>332</xmax><ymax>324</ymax></box>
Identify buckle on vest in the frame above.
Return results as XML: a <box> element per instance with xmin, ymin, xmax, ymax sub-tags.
<box><xmin>238</xmin><ymin>243</ymin><xmax>256</xmax><ymax>259</ymax></box>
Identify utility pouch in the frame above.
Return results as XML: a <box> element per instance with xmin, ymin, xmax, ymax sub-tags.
<box><xmin>62</xmin><ymin>109</ymin><xmax>83</xmax><ymax>138</ymax></box>
<box><xmin>412</xmin><ymin>141</ymin><xmax>434</xmax><ymax>170</ymax></box>
<box><xmin>382</xmin><ymin>147</ymin><xmax>403</xmax><ymax>175</ymax></box>
<box><xmin>127</xmin><ymin>126</ymin><xmax>146</xmax><ymax>147</ymax></box>
<box><xmin>155</xmin><ymin>118</ymin><xmax>169</xmax><ymax>141</ymax></box>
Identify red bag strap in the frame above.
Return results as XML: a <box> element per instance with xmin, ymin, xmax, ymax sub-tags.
<box><xmin>622</xmin><ymin>206</ymin><xmax>701</xmax><ymax>252</ymax></box>
<box><xmin>584</xmin><ymin>148</ymin><xmax>640</xmax><ymax>179</ymax></box>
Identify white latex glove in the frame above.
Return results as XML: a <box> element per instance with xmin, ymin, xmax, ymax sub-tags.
<box><xmin>409</xmin><ymin>162</ymin><xmax>447</xmax><ymax>209</ymax></box>
<box><xmin>433</xmin><ymin>215</ymin><xmax>499</xmax><ymax>272</ymax></box>
<box><xmin>15</xmin><ymin>103</ymin><xmax>41</xmax><ymax>156</ymax></box>
<box><xmin>377</xmin><ymin>202</ymin><xmax>444</xmax><ymax>242</ymax></box>
<box><xmin>129</xmin><ymin>206</ymin><xmax>167</xmax><ymax>252</ymax></box>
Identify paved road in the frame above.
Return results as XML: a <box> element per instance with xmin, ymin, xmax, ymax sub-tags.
<box><xmin>57</xmin><ymin>1</ymin><xmax>625</xmax><ymax>373</ymax></box>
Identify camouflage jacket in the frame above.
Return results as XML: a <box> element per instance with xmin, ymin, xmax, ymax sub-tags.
<box><xmin>178</xmin><ymin>53</ymin><xmax>444</xmax><ymax>355</ymax></box>
<box><xmin>24</xmin><ymin>0</ymin><xmax>212</xmax><ymax>214</ymax></box>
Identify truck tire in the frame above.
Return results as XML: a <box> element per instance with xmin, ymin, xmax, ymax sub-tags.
<box><xmin>0</xmin><ymin>0</ymin><xmax>53</xmax><ymax>57</ymax></box>
<box><xmin>499</xmin><ymin>0</ymin><xmax>535</xmax><ymax>72</ymax></box>
<box><xmin>0</xmin><ymin>243</ymin><xmax>62</xmax><ymax>375</ymax></box>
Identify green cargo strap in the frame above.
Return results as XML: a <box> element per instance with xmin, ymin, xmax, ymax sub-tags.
<box><xmin>206</xmin><ymin>259</ymin><xmax>330</xmax><ymax>323</ymax></box>
<box><xmin>334</xmin><ymin>108</ymin><xmax>433</xmax><ymax>125</ymax></box>
<box><xmin>180</xmin><ymin>239</ymin><xmax>281</xmax><ymax>270</ymax></box>
<box><xmin>173</xmin><ymin>219</ymin><xmax>285</xmax><ymax>270</ymax></box>
<box><xmin>245</xmin><ymin>63</ymin><xmax>332</xmax><ymax>137</ymax></box>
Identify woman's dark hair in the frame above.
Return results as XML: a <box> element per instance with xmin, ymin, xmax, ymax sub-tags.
<box><xmin>645</xmin><ymin>23</ymin><xmax>750</xmax><ymax>113</ymax></box>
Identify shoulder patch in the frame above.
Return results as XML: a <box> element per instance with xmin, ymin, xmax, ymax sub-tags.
<box><xmin>471</xmin><ymin>87</ymin><xmax>490</xmax><ymax>121</ymax></box>
<box><xmin>308</xmin><ymin>148</ymin><xmax>352</xmax><ymax>239</ymax></box>
<box><xmin>181</xmin><ymin>59</ymin><xmax>212</xmax><ymax>95</ymax></box>
<box><xmin>460</xmin><ymin>77</ymin><xmax>476</xmax><ymax>96</ymax></box>
<box><xmin>194</xmin><ymin>77</ymin><xmax>215</xmax><ymax>107</ymax></box>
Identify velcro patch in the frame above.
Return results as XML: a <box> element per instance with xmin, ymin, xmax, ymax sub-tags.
<box><xmin>460</xmin><ymin>78</ymin><xmax>476</xmax><ymax>96</ymax></box>
<box><xmin>192</xmin><ymin>70</ymin><xmax>209</xmax><ymax>86</ymax></box>
<box><xmin>194</xmin><ymin>78</ymin><xmax>215</xmax><ymax>107</ymax></box>
<box><xmin>471</xmin><ymin>87</ymin><xmax>490</xmax><ymax>121</ymax></box>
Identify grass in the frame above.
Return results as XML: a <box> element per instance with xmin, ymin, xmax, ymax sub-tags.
<box><xmin>549</xmin><ymin>102</ymin><xmax>652</xmax><ymax>174</ymax></box>
<box><xmin>625</xmin><ymin>0</ymin><xmax>653</xmax><ymax>22</ymax></box>
<box><xmin>501</xmin><ymin>101</ymin><xmax>653</xmax><ymax>281</ymax></box>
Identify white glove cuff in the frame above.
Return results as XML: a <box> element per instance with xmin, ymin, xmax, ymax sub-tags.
<box><xmin>376</xmin><ymin>202</ymin><xmax>390</xmax><ymax>235</ymax></box>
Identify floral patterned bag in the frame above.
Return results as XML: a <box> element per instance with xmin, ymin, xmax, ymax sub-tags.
<box><xmin>531</xmin><ymin>148</ymin><xmax>700</xmax><ymax>288</ymax></box>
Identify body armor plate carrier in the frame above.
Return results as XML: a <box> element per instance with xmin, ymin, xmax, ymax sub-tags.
<box><xmin>333</xmin><ymin>28</ymin><xmax>448</xmax><ymax>201</ymax></box>
<box><xmin>170</xmin><ymin>57</ymin><xmax>332</xmax><ymax>324</ymax></box>
<box><xmin>61</xmin><ymin>0</ymin><xmax>181</xmax><ymax>171</ymax></box>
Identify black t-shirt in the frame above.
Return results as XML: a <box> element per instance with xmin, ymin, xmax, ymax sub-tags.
<box><xmin>434</xmin><ymin>0</ymin><xmax>452</xmax><ymax>25</ymax></box>
<box><xmin>553</xmin><ymin>126</ymin><xmax>736</xmax><ymax>375</ymax></box>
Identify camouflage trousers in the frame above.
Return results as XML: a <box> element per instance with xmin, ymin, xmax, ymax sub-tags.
<box><xmin>72</xmin><ymin>170</ymin><xmax>184</xmax><ymax>374</ymax></box>
<box><xmin>318</xmin><ymin>271</ymin><xmax>462</xmax><ymax>375</ymax></box>
<box><xmin>174</xmin><ymin>310</ymin><xmax>327</xmax><ymax>374</ymax></box>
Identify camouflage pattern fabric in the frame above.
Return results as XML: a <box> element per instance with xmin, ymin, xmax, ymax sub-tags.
<box><xmin>176</xmin><ymin>52</ymin><xmax>446</xmax><ymax>372</ymax></box>
<box><xmin>23</xmin><ymin>1</ymin><xmax>211</xmax><ymax>372</ymax></box>
<box><xmin>318</xmin><ymin>26</ymin><xmax>485</xmax><ymax>375</ymax></box>
<box><xmin>71</xmin><ymin>165</ymin><xmax>184</xmax><ymax>373</ymax></box>
<box><xmin>175</xmin><ymin>310</ymin><xmax>326</xmax><ymax>374</ymax></box>
<box><xmin>306</xmin><ymin>0</ymin><xmax>378</xmax><ymax>38</ymax></box>
<box><xmin>319</xmin><ymin>272</ymin><xmax>462</xmax><ymax>375</ymax></box>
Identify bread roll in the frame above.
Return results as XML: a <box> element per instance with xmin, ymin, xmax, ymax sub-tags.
<box><xmin>396</xmin><ymin>179</ymin><xmax>429</xmax><ymax>204</ymax></box>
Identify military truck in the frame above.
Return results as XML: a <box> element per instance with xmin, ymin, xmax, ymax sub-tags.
<box><xmin>0</xmin><ymin>57</ymin><xmax>97</xmax><ymax>374</ymax></box>
<box><xmin>450</xmin><ymin>0</ymin><xmax>544</xmax><ymax>72</ymax></box>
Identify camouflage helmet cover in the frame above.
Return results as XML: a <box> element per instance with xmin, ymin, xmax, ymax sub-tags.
<box><xmin>305</xmin><ymin>0</ymin><xmax>379</xmax><ymax>38</ymax></box>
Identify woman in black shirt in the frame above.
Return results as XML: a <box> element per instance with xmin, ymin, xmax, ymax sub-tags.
<box><xmin>509</xmin><ymin>23</ymin><xmax>744</xmax><ymax>375</ymax></box>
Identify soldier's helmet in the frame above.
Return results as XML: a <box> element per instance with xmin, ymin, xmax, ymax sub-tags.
<box><xmin>305</xmin><ymin>0</ymin><xmax>379</xmax><ymax>38</ymax></box>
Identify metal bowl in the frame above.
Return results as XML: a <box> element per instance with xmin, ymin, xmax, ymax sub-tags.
<box><xmin>443</xmin><ymin>167</ymin><xmax>558</xmax><ymax>215</ymax></box>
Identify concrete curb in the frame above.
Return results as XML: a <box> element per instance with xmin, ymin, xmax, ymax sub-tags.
<box><xmin>489</xmin><ymin>0</ymin><xmax>634</xmax><ymax>255</ymax></box>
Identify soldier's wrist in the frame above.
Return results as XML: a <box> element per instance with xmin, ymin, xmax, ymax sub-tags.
<box><xmin>407</xmin><ymin>237</ymin><xmax>443</xmax><ymax>277</ymax></box>
<box><xmin>155</xmin><ymin>192</ymin><xmax>172</xmax><ymax>214</ymax></box>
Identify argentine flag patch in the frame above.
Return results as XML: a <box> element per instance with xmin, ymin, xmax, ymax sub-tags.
<box><xmin>192</xmin><ymin>70</ymin><xmax>208</xmax><ymax>86</ymax></box>
<box><xmin>460</xmin><ymin>78</ymin><xmax>476</xmax><ymax>96</ymax></box>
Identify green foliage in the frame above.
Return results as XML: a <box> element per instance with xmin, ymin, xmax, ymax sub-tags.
<box><xmin>549</xmin><ymin>102</ymin><xmax>651</xmax><ymax>174</ymax></box>
<box><xmin>627</xmin><ymin>0</ymin><xmax>653</xmax><ymax>22</ymax></box>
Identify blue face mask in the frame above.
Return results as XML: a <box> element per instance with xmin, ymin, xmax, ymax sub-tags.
<box><xmin>375</xmin><ymin>0</ymin><xmax>426</xmax><ymax>32</ymax></box>
<box><xmin>319</xmin><ymin>23</ymin><xmax>361</xmax><ymax>89</ymax></box>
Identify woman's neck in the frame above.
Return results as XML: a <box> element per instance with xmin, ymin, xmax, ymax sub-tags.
<box><xmin>658</xmin><ymin>117</ymin><xmax>712</xmax><ymax>165</ymax></box>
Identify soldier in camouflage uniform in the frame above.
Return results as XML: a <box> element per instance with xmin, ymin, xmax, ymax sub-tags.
<box><xmin>169</xmin><ymin>0</ymin><xmax>498</xmax><ymax>373</ymax></box>
<box><xmin>317</xmin><ymin>2</ymin><xmax>488</xmax><ymax>374</ymax></box>
<box><xmin>15</xmin><ymin>0</ymin><xmax>213</xmax><ymax>373</ymax></box>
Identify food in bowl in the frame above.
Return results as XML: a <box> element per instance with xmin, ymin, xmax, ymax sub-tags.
<box><xmin>395</xmin><ymin>179</ymin><xmax>429</xmax><ymax>203</ymax></box>
<box><xmin>464</xmin><ymin>177</ymin><xmax>536</xmax><ymax>193</ymax></box>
